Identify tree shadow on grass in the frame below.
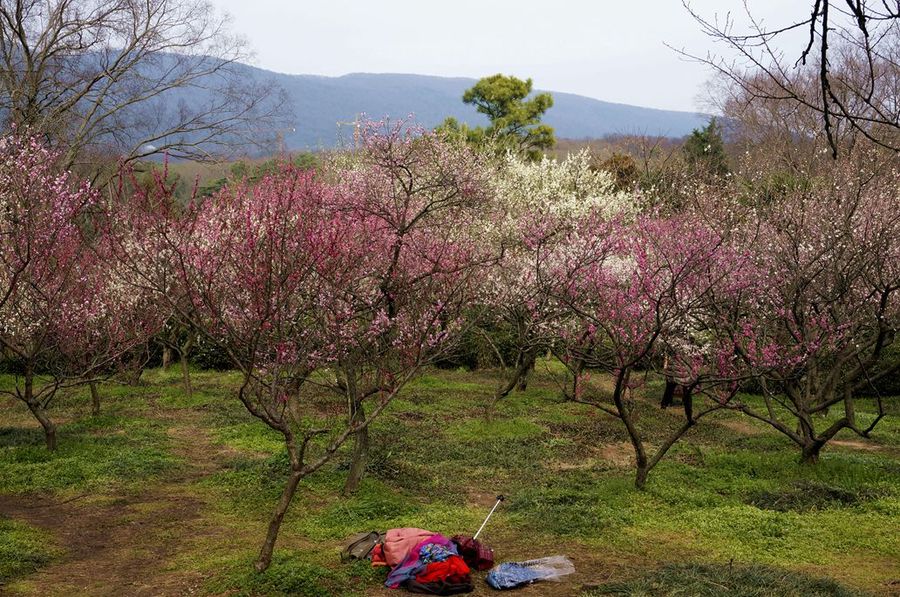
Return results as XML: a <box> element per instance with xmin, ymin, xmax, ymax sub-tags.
<box><xmin>0</xmin><ymin>427</ymin><xmax>46</xmax><ymax>449</ymax></box>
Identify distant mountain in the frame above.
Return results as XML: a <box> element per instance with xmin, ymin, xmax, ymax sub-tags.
<box><xmin>241</xmin><ymin>67</ymin><xmax>708</xmax><ymax>149</ymax></box>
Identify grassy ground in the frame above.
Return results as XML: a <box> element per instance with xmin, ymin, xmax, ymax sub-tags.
<box><xmin>0</xmin><ymin>363</ymin><xmax>898</xmax><ymax>596</ymax></box>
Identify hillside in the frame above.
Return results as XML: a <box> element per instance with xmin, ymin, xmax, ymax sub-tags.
<box><xmin>241</xmin><ymin>67</ymin><xmax>708</xmax><ymax>149</ymax></box>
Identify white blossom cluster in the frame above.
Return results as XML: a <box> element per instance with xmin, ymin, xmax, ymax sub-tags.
<box><xmin>487</xmin><ymin>149</ymin><xmax>636</xmax><ymax>234</ymax></box>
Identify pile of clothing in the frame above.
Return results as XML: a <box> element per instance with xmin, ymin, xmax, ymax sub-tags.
<box><xmin>384</xmin><ymin>533</ymin><xmax>472</xmax><ymax>594</ymax></box>
<box><xmin>371</xmin><ymin>528</ymin><xmax>477</xmax><ymax>595</ymax></box>
<box><xmin>342</xmin><ymin>526</ymin><xmax>573</xmax><ymax>593</ymax></box>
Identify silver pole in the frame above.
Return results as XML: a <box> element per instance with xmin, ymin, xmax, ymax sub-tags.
<box><xmin>473</xmin><ymin>495</ymin><xmax>505</xmax><ymax>540</ymax></box>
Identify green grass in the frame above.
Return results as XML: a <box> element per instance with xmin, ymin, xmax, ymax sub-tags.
<box><xmin>206</xmin><ymin>552</ymin><xmax>384</xmax><ymax>597</ymax></box>
<box><xmin>583</xmin><ymin>563</ymin><xmax>867</xmax><ymax>596</ymax></box>
<box><xmin>445</xmin><ymin>417</ymin><xmax>547</xmax><ymax>442</ymax></box>
<box><xmin>747</xmin><ymin>480</ymin><xmax>889</xmax><ymax>512</ymax></box>
<box><xmin>0</xmin><ymin>363</ymin><xmax>897</xmax><ymax>595</ymax></box>
<box><xmin>216</xmin><ymin>422</ymin><xmax>285</xmax><ymax>454</ymax></box>
<box><xmin>0</xmin><ymin>518</ymin><xmax>58</xmax><ymax>585</ymax></box>
<box><xmin>0</xmin><ymin>414</ymin><xmax>178</xmax><ymax>494</ymax></box>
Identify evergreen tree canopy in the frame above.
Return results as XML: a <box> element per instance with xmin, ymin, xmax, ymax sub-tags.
<box><xmin>438</xmin><ymin>74</ymin><xmax>555</xmax><ymax>160</ymax></box>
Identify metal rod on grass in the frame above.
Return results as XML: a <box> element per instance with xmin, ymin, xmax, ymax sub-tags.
<box><xmin>473</xmin><ymin>495</ymin><xmax>505</xmax><ymax>540</ymax></box>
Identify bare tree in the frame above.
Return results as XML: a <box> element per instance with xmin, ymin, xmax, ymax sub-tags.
<box><xmin>677</xmin><ymin>0</ymin><xmax>899</xmax><ymax>157</ymax></box>
<box><xmin>0</xmin><ymin>0</ymin><xmax>287</xmax><ymax>173</ymax></box>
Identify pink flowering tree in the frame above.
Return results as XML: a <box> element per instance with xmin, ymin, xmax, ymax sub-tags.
<box><xmin>727</xmin><ymin>164</ymin><xmax>900</xmax><ymax>463</ymax></box>
<box><xmin>0</xmin><ymin>135</ymin><xmax>163</xmax><ymax>449</ymax></box>
<box><xmin>480</xmin><ymin>216</ymin><xmax>571</xmax><ymax>406</ymax></box>
<box><xmin>324</xmin><ymin>120</ymin><xmax>493</xmax><ymax>494</ymax></box>
<box><xmin>558</xmin><ymin>213</ymin><xmax>756</xmax><ymax>488</ymax></box>
<box><xmin>107</xmin><ymin>163</ymin><xmax>342</xmax><ymax>571</ymax></box>
<box><xmin>106</xmin><ymin>122</ymin><xmax>491</xmax><ymax>571</ymax></box>
<box><xmin>104</xmin><ymin>164</ymin><xmax>199</xmax><ymax>395</ymax></box>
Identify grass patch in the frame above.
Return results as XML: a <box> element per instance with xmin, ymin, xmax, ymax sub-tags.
<box><xmin>216</xmin><ymin>422</ymin><xmax>284</xmax><ymax>454</ymax></box>
<box><xmin>445</xmin><ymin>417</ymin><xmax>546</xmax><ymax>442</ymax></box>
<box><xmin>0</xmin><ymin>414</ymin><xmax>178</xmax><ymax>494</ymax></box>
<box><xmin>1</xmin><ymin>366</ymin><xmax>898</xmax><ymax>595</ymax></box>
<box><xmin>0</xmin><ymin>518</ymin><xmax>58</xmax><ymax>585</ymax></box>
<box><xmin>206</xmin><ymin>552</ymin><xmax>383</xmax><ymax>597</ymax></box>
<box><xmin>200</xmin><ymin>453</ymin><xmax>291</xmax><ymax>513</ymax></box>
<box><xmin>747</xmin><ymin>480</ymin><xmax>887</xmax><ymax>512</ymax></box>
<box><xmin>584</xmin><ymin>562</ymin><xmax>867</xmax><ymax>596</ymax></box>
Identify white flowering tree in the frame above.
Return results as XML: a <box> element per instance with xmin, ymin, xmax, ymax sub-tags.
<box><xmin>479</xmin><ymin>149</ymin><xmax>636</xmax><ymax>405</ymax></box>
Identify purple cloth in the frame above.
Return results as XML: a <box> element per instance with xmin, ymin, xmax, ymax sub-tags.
<box><xmin>385</xmin><ymin>534</ymin><xmax>458</xmax><ymax>589</ymax></box>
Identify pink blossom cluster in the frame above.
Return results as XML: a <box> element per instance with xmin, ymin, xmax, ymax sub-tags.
<box><xmin>551</xmin><ymin>213</ymin><xmax>756</xmax><ymax>394</ymax></box>
<box><xmin>100</xmin><ymin>120</ymin><xmax>494</xmax><ymax>411</ymax></box>
<box><xmin>0</xmin><ymin>135</ymin><xmax>164</xmax><ymax>390</ymax></box>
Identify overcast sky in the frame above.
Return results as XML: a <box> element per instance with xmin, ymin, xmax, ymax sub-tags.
<box><xmin>212</xmin><ymin>0</ymin><xmax>806</xmax><ymax>113</ymax></box>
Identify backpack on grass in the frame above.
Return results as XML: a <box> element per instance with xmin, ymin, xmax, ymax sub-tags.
<box><xmin>340</xmin><ymin>531</ymin><xmax>384</xmax><ymax>562</ymax></box>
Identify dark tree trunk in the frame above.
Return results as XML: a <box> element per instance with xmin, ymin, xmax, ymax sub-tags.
<box><xmin>682</xmin><ymin>386</ymin><xmax>693</xmax><ymax>422</ymax></box>
<box><xmin>609</xmin><ymin>369</ymin><xmax>651</xmax><ymax>490</ymax></box>
<box><xmin>661</xmin><ymin>379</ymin><xmax>676</xmax><ymax>408</ymax></box>
<box><xmin>180</xmin><ymin>349</ymin><xmax>192</xmax><ymax>398</ymax></box>
<box><xmin>30</xmin><ymin>404</ymin><xmax>57</xmax><ymax>451</ymax></box>
<box><xmin>23</xmin><ymin>367</ymin><xmax>57</xmax><ymax>451</ymax></box>
<box><xmin>800</xmin><ymin>440</ymin><xmax>823</xmax><ymax>464</ymax></box>
<box><xmin>796</xmin><ymin>410</ymin><xmax>821</xmax><ymax>464</ymax></box>
<box><xmin>343</xmin><ymin>389</ymin><xmax>368</xmax><ymax>495</ymax></box>
<box><xmin>255</xmin><ymin>469</ymin><xmax>303</xmax><ymax>572</ymax></box>
<box><xmin>516</xmin><ymin>352</ymin><xmax>535</xmax><ymax>392</ymax></box>
<box><xmin>565</xmin><ymin>357</ymin><xmax>586</xmax><ymax>401</ymax></box>
<box><xmin>124</xmin><ymin>360</ymin><xmax>144</xmax><ymax>385</ymax></box>
<box><xmin>490</xmin><ymin>352</ymin><xmax>535</xmax><ymax>410</ymax></box>
<box><xmin>89</xmin><ymin>381</ymin><xmax>101</xmax><ymax>416</ymax></box>
<box><xmin>635</xmin><ymin>464</ymin><xmax>649</xmax><ymax>490</ymax></box>
<box><xmin>162</xmin><ymin>347</ymin><xmax>173</xmax><ymax>370</ymax></box>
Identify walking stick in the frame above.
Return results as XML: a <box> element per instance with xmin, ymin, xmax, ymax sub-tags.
<box><xmin>473</xmin><ymin>495</ymin><xmax>505</xmax><ymax>540</ymax></box>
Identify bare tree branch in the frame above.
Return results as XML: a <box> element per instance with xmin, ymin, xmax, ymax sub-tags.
<box><xmin>0</xmin><ymin>0</ymin><xmax>290</xmax><ymax>175</ymax></box>
<box><xmin>675</xmin><ymin>0</ymin><xmax>899</xmax><ymax>157</ymax></box>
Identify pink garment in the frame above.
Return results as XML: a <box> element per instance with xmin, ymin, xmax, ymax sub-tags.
<box><xmin>383</xmin><ymin>527</ymin><xmax>436</xmax><ymax>567</ymax></box>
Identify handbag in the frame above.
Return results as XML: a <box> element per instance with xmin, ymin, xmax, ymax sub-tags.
<box><xmin>340</xmin><ymin>530</ymin><xmax>384</xmax><ymax>562</ymax></box>
<box><xmin>450</xmin><ymin>535</ymin><xmax>494</xmax><ymax>571</ymax></box>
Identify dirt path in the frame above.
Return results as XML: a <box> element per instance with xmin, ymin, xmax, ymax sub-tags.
<box><xmin>0</xmin><ymin>410</ymin><xmax>231</xmax><ymax>597</ymax></box>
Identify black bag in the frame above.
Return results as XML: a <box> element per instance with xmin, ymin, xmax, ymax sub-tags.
<box><xmin>340</xmin><ymin>531</ymin><xmax>384</xmax><ymax>562</ymax></box>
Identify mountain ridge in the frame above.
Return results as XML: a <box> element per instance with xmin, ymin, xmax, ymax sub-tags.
<box><xmin>239</xmin><ymin>65</ymin><xmax>709</xmax><ymax>149</ymax></box>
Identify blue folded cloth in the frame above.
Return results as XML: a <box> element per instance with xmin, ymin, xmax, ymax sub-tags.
<box><xmin>486</xmin><ymin>562</ymin><xmax>545</xmax><ymax>589</ymax></box>
<box><xmin>485</xmin><ymin>556</ymin><xmax>575</xmax><ymax>590</ymax></box>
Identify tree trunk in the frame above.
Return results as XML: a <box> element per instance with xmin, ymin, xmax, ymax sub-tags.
<box><xmin>635</xmin><ymin>465</ymin><xmax>649</xmax><ymax>490</ymax></box>
<box><xmin>89</xmin><ymin>381</ymin><xmax>101</xmax><ymax>416</ymax></box>
<box><xmin>180</xmin><ymin>350</ymin><xmax>192</xmax><ymax>398</ymax></box>
<box><xmin>255</xmin><ymin>469</ymin><xmax>303</xmax><ymax>572</ymax></box>
<box><xmin>30</xmin><ymin>404</ymin><xmax>57</xmax><ymax>452</ymax></box>
<box><xmin>565</xmin><ymin>357</ymin><xmax>585</xmax><ymax>401</ymax></box>
<box><xmin>124</xmin><ymin>359</ymin><xmax>144</xmax><ymax>385</ymax></box>
<box><xmin>610</xmin><ymin>369</ymin><xmax>652</xmax><ymax>490</ymax></box>
<box><xmin>682</xmin><ymin>386</ymin><xmax>693</xmax><ymax>422</ymax></box>
<box><xmin>516</xmin><ymin>352</ymin><xmax>535</xmax><ymax>392</ymax></box>
<box><xmin>796</xmin><ymin>409</ymin><xmax>821</xmax><ymax>464</ymax></box>
<box><xmin>490</xmin><ymin>353</ymin><xmax>534</xmax><ymax>410</ymax></box>
<box><xmin>800</xmin><ymin>441</ymin><xmax>823</xmax><ymax>464</ymax></box>
<box><xmin>23</xmin><ymin>367</ymin><xmax>57</xmax><ymax>451</ymax></box>
<box><xmin>343</xmin><ymin>400</ymin><xmax>368</xmax><ymax>495</ymax></box>
<box><xmin>162</xmin><ymin>347</ymin><xmax>173</xmax><ymax>370</ymax></box>
<box><xmin>660</xmin><ymin>379</ymin><xmax>676</xmax><ymax>408</ymax></box>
